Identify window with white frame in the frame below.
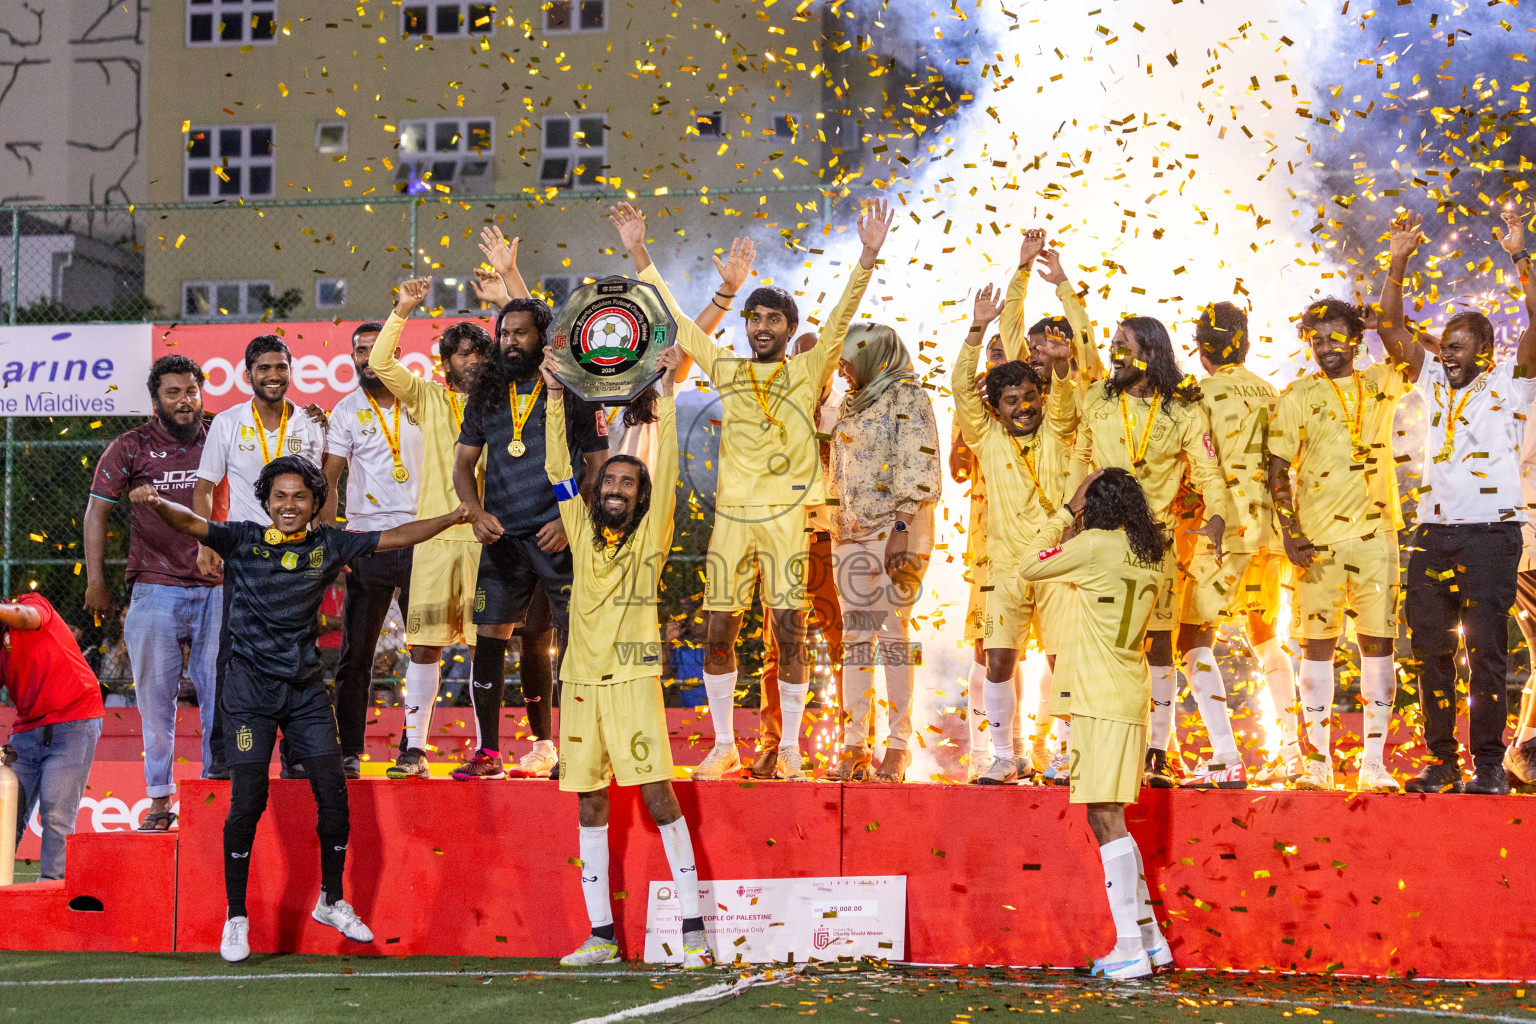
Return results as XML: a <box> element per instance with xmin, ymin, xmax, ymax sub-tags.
<box><xmin>538</xmin><ymin>275</ymin><xmax>579</xmax><ymax>309</ymax></box>
<box><xmin>694</xmin><ymin>112</ymin><xmax>723</xmax><ymax>137</ymax></box>
<box><xmin>772</xmin><ymin>113</ymin><xmax>798</xmax><ymax>139</ymax></box>
<box><xmin>315</xmin><ymin>278</ymin><xmax>347</xmax><ymax>310</ymax></box>
<box><xmin>183</xmin><ymin>280</ymin><xmax>275</xmax><ymax>319</ymax></box>
<box><xmin>538</xmin><ymin>115</ymin><xmax>607</xmax><ymax>189</ymax></box>
<box><xmin>543</xmin><ymin>0</ymin><xmax>605</xmax><ymax>33</ymax></box>
<box><xmin>315</xmin><ymin>123</ymin><xmax>347</xmax><ymax>155</ymax></box>
<box><xmin>395</xmin><ymin>117</ymin><xmax>493</xmax><ymax>194</ymax></box>
<box><xmin>402</xmin><ymin>2</ymin><xmax>495</xmax><ymax>38</ymax></box>
<box><xmin>187</xmin><ymin>0</ymin><xmax>276</xmax><ymax>46</ymax></box>
<box><xmin>185</xmin><ymin>125</ymin><xmax>274</xmax><ymax>200</ymax></box>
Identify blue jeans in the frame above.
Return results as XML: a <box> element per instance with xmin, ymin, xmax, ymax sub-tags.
<box><xmin>11</xmin><ymin>718</ymin><xmax>103</xmax><ymax>880</ymax></box>
<box><xmin>124</xmin><ymin>582</ymin><xmax>222</xmax><ymax>796</ymax></box>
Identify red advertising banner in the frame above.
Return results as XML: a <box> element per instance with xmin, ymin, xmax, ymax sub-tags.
<box><xmin>153</xmin><ymin>316</ymin><xmax>494</xmax><ymax>413</ymax></box>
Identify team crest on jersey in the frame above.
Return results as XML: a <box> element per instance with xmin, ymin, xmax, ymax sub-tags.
<box><xmin>239</xmin><ymin>425</ymin><xmax>255</xmax><ymax>441</ymax></box>
<box><xmin>287</xmin><ymin>437</ymin><xmax>304</xmax><ymax>454</ymax></box>
<box><xmin>236</xmin><ymin>725</ymin><xmax>253</xmax><ymax>752</ymax></box>
<box><xmin>1038</xmin><ymin>546</ymin><xmax>1062</xmax><ymax>560</ymax></box>
<box><xmin>309</xmin><ymin>547</ymin><xmax>324</xmax><ymax>568</ymax></box>
<box><xmin>281</xmin><ymin>551</ymin><xmax>299</xmax><ymax>570</ymax></box>
<box><xmin>358</xmin><ymin>410</ymin><xmax>373</xmax><ymax>425</ymax></box>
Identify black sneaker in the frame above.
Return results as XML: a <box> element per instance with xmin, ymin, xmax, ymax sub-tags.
<box><xmin>1465</xmin><ymin>769</ymin><xmax>1510</xmax><ymax>795</ymax></box>
<box><xmin>1144</xmin><ymin>748</ymin><xmax>1177</xmax><ymax>789</ymax></box>
<box><xmin>342</xmin><ymin>755</ymin><xmax>362</xmax><ymax>780</ymax></box>
<box><xmin>1404</xmin><ymin>761</ymin><xmax>1463</xmax><ymax>794</ymax></box>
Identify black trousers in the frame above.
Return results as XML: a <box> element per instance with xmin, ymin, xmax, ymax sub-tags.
<box><xmin>1405</xmin><ymin>521</ymin><xmax>1521</xmax><ymax>772</ymax></box>
<box><xmin>208</xmin><ymin>574</ymin><xmax>235</xmax><ymax>770</ymax></box>
<box><xmin>334</xmin><ymin>547</ymin><xmax>413</xmax><ymax>757</ymax></box>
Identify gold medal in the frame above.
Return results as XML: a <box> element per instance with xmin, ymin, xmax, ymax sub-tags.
<box><xmin>1118</xmin><ymin>392</ymin><xmax>1162</xmax><ymax>467</ymax></box>
<box><xmin>364</xmin><ymin>391</ymin><xmax>409</xmax><ymax>485</ymax></box>
<box><xmin>508</xmin><ymin>439</ymin><xmax>527</xmax><ymax>457</ymax></box>
<box><xmin>1437</xmin><ymin>442</ymin><xmax>1454</xmax><ymax>462</ymax></box>
<box><xmin>508</xmin><ymin>380</ymin><xmax>542</xmax><ymax>459</ymax></box>
<box><xmin>1434</xmin><ymin>372</ymin><xmax>1484</xmax><ymax>466</ymax></box>
<box><xmin>392</xmin><ymin>465</ymin><xmax>410</xmax><ymax>482</ymax></box>
<box><xmin>264</xmin><ymin>527</ymin><xmax>284</xmax><ymax>545</ymax></box>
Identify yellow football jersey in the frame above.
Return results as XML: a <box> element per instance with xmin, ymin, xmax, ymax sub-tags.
<box><xmin>1198</xmin><ymin>363</ymin><xmax>1281</xmax><ymax>555</ymax></box>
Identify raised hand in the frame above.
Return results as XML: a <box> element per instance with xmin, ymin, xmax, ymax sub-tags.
<box><xmin>471</xmin><ymin>267</ymin><xmax>511</xmax><ymax>309</ymax></box>
<box><xmin>539</xmin><ymin>346</ymin><xmax>564</xmax><ymax>393</ymax></box>
<box><xmin>1496</xmin><ymin>208</ymin><xmax>1527</xmax><ymax>256</ymax></box>
<box><xmin>656</xmin><ymin>346</ymin><xmax>684</xmax><ymax>396</ymax></box>
<box><xmin>477</xmin><ymin>226</ymin><xmax>519</xmax><ymax>277</ymax></box>
<box><xmin>712</xmin><ymin>236</ymin><xmax>757</xmax><ymax>295</ymax></box>
<box><xmin>394</xmin><ymin>276</ymin><xmax>432</xmax><ymax>317</ymax></box>
<box><xmin>857</xmin><ymin>198</ymin><xmax>894</xmax><ymax>268</ymax></box>
<box><xmin>972</xmin><ymin>283</ymin><xmax>1004</xmax><ymax>326</ymax></box>
<box><xmin>607</xmin><ymin>201</ymin><xmax>647</xmax><ymax>252</ymax></box>
<box><xmin>1018</xmin><ymin>228</ymin><xmax>1047</xmax><ymax>268</ymax></box>
<box><xmin>1388</xmin><ymin>212</ymin><xmax>1424</xmax><ymax>264</ymax></box>
<box><xmin>1036</xmin><ymin>247</ymin><xmax>1067</xmax><ymax>286</ymax></box>
<box><xmin>1033</xmin><ymin>325</ymin><xmax>1072</xmax><ymax>364</ymax></box>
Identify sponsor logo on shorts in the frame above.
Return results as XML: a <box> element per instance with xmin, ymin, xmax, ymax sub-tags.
<box><xmin>236</xmin><ymin>725</ymin><xmax>253</xmax><ymax>752</ymax></box>
<box><xmin>474</xmin><ymin>588</ymin><xmax>485</xmax><ymax>612</ymax></box>
<box><xmin>408</xmin><ymin>612</ymin><xmax>421</xmax><ymax>633</ymax></box>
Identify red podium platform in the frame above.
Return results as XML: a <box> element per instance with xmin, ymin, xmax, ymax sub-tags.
<box><xmin>5</xmin><ymin>777</ymin><xmax>1534</xmax><ymax>979</ymax></box>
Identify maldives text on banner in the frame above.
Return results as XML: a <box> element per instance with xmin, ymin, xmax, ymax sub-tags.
<box><xmin>643</xmin><ymin>875</ymin><xmax>906</xmax><ymax>964</ymax></box>
<box><xmin>154</xmin><ymin>317</ymin><xmax>472</xmax><ymax>413</ymax></box>
<box><xmin>0</xmin><ymin>324</ymin><xmax>152</xmax><ymax>416</ymax></box>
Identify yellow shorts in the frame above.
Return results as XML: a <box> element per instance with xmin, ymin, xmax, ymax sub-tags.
<box><xmin>558</xmin><ymin>676</ymin><xmax>674</xmax><ymax>793</ymax></box>
<box><xmin>1148</xmin><ymin>548</ymin><xmax>1181</xmax><ymax>633</ymax></box>
<box><xmin>1068</xmin><ymin>716</ymin><xmax>1147</xmax><ymax>806</ymax></box>
<box><xmin>963</xmin><ymin>559</ymin><xmax>989</xmax><ymax>645</ymax></box>
<box><xmin>1291</xmin><ymin>531</ymin><xmax>1399</xmax><ymax>641</ymax></box>
<box><xmin>405</xmin><ymin>536</ymin><xmax>481</xmax><ymax>647</ymax></box>
<box><xmin>704</xmin><ymin>505</ymin><xmax>811</xmax><ymax>611</ymax></box>
<box><xmin>1179</xmin><ymin>545</ymin><xmax>1285</xmax><ymax>627</ymax></box>
<box><xmin>1032</xmin><ymin>581</ymin><xmax>1069</xmax><ymax>657</ymax></box>
<box><xmin>981</xmin><ymin>571</ymin><xmax>1035</xmax><ymax>651</ymax></box>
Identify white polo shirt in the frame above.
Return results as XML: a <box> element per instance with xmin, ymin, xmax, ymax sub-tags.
<box><xmin>197</xmin><ymin>400</ymin><xmax>328</xmax><ymax>524</ymax></box>
<box><xmin>1417</xmin><ymin>356</ymin><xmax>1533</xmax><ymax>526</ymax></box>
<box><xmin>325</xmin><ymin>387</ymin><xmax>424</xmax><ymax>531</ymax></box>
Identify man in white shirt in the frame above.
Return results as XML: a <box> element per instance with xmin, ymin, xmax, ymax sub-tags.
<box><xmin>321</xmin><ymin>321</ymin><xmax>425</xmax><ymax>778</ymax></box>
<box><xmin>193</xmin><ymin>335</ymin><xmax>329</xmax><ymax>775</ymax></box>
<box><xmin>1377</xmin><ymin>210</ymin><xmax>1536</xmax><ymax>795</ymax></box>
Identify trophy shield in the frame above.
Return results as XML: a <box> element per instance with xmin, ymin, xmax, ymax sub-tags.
<box><xmin>547</xmin><ymin>276</ymin><xmax>676</xmax><ymax>405</ymax></box>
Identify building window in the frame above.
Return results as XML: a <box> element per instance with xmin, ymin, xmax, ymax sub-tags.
<box><xmin>772</xmin><ymin>113</ymin><xmax>798</xmax><ymax>139</ymax></box>
<box><xmin>185</xmin><ymin>125</ymin><xmax>275</xmax><ymax>200</ymax></box>
<box><xmin>694</xmin><ymin>112</ymin><xmax>723</xmax><ymax>138</ymax></box>
<box><xmin>402</xmin><ymin>2</ymin><xmax>494</xmax><ymax>38</ymax></box>
<box><xmin>187</xmin><ymin>0</ymin><xmax>276</xmax><ymax>46</ymax></box>
<box><xmin>543</xmin><ymin>0</ymin><xmax>605</xmax><ymax>33</ymax></box>
<box><xmin>183</xmin><ymin>280</ymin><xmax>275</xmax><ymax>319</ymax></box>
<box><xmin>538</xmin><ymin>275</ymin><xmax>578</xmax><ymax>308</ymax></box>
<box><xmin>538</xmin><ymin>114</ymin><xmax>607</xmax><ymax>189</ymax></box>
<box><xmin>315</xmin><ymin>278</ymin><xmax>347</xmax><ymax>310</ymax></box>
<box><xmin>395</xmin><ymin>117</ymin><xmax>493</xmax><ymax>194</ymax></box>
<box><xmin>315</xmin><ymin>123</ymin><xmax>347</xmax><ymax>155</ymax></box>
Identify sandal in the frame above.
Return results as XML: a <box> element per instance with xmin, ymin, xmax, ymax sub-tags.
<box><xmin>874</xmin><ymin>748</ymin><xmax>911</xmax><ymax>783</ymax></box>
<box><xmin>137</xmin><ymin>810</ymin><xmax>177</xmax><ymax>832</ymax></box>
<box><xmin>824</xmin><ymin>751</ymin><xmax>872</xmax><ymax>782</ymax></box>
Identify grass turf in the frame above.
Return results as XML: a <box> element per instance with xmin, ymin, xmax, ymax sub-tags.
<box><xmin>2</xmin><ymin>954</ymin><xmax>1534</xmax><ymax>1024</ymax></box>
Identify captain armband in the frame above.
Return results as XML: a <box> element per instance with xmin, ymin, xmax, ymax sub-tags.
<box><xmin>552</xmin><ymin>477</ymin><xmax>579</xmax><ymax>502</ymax></box>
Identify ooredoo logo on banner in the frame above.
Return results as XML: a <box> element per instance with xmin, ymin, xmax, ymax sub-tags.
<box><xmin>155</xmin><ymin>317</ymin><xmax>486</xmax><ymax>413</ymax></box>
<box><xmin>0</xmin><ymin>323</ymin><xmax>153</xmax><ymax>416</ymax></box>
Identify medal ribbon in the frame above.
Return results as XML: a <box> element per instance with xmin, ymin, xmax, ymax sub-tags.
<box><xmin>745</xmin><ymin>362</ymin><xmax>787</xmax><ymax>441</ymax></box>
<box><xmin>252</xmin><ymin>399</ymin><xmax>289</xmax><ymax>466</ymax></box>
<box><xmin>1010</xmin><ymin>435</ymin><xmax>1056</xmax><ymax>516</ymax></box>
<box><xmin>1321</xmin><ymin>371</ymin><xmax>1365</xmax><ymax>459</ymax></box>
<box><xmin>1118</xmin><ymin>392</ymin><xmax>1161</xmax><ymax>466</ymax></box>
<box><xmin>509</xmin><ymin>380</ymin><xmax>543</xmax><ymax>448</ymax></box>
<box><xmin>447</xmin><ymin>391</ymin><xmax>465</xmax><ymax>433</ymax></box>
<box><xmin>1436</xmin><ymin>371</ymin><xmax>1485</xmax><ymax>461</ymax></box>
<box><xmin>364</xmin><ymin>391</ymin><xmax>406</xmax><ymax>479</ymax></box>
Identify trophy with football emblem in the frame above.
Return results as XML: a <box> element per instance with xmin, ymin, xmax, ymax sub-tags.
<box><xmin>547</xmin><ymin>276</ymin><xmax>677</xmax><ymax>404</ymax></box>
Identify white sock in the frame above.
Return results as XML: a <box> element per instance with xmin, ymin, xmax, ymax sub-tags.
<box><xmin>778</xmin><ymin>681</ymin><xmax>808</xmax><ymax>754</ymax></box>
<box><xmin>532</xmin><ymin>738</ymin><xmax>555</xmax><ymax>755</ymax></box>
<box><xmin>1183</xmin><ymin>647</ymin><xmax>1239</xmax><ymax>765</ymax></box>
<box><xmin>1011</xmin><ymin>663</ymin><xmax>1025</xmax><ymax>758</ymax></box>
<box><xmin>702</xmin><ymin>671</ymin><xmax>737</xmax><ymax>748</ymax></box>
<box><xmin>578</xmin><ymin>825</ymin><xmax>612</xmax><ymax>931</ymax></box>
<box><xmin>967</xmin><ymin>659</ymin><xmax>988</xmax><ymax>762</ymax></box>
<box><xmin>1098</xmin><ymin>836</ymin><xmax>1143</xmax><ymax>959</ymax></box>
<box><xmin>1359</xmin><ymin>656</ymin><xmax>1396</xmax><ymax>765</ymax></box>
<box><xmin>1298</xmin><ymin>659</ymin><xmax>1334</xmax><ymax>760</ymax></box>
<box><xmin>400</xmin><ymin>660</ymin><xmax>441</xmax><ymax>751</ymax></box>
<box><xmin>658</xmin><ymin>817</ymin><xmax>702</xmax><ymax>921</ymax></box>
<box><xmin>1147</xmin><ymin>665</ymin><xmax>1176</xmax><ymax>751</ymax></box>
<box><xmin>984</xmin><ymin>674</ymin><xmax>1017</xmax><ymax>762</ymax></box>
<box><xmin>1255</xmin><ymin>637</ymin><xmax>1300</xmax><ymax>757</ymax></box>
<box><xmin>1131</xmin><ymin>839</ymin><xmax>1163</xmax><ymax>951</ymax></box>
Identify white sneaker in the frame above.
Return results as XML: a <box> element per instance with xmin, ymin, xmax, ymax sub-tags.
<box><xmin>1090</xmin><ymin>949</ymin><xmax>1153</xmax><ymax>980</ymax></box>
<box><xmin>1294</xmin><ymin>757</ymin><xmax>1334</xmax><ymax>792</ymax></box>
<box><xmin>561</xmin><ymin>933</ymin><xmax>620</xmax><ymax>966</ymax></box>
<box><xmin>973</xmin><ymin>755</ymin><xmax>1018</xmax><ymax>786</ymax></box>
<box><xmin>1356</xmin><ymin>758</ymin><xmax>1401</xmax><ymax>793</ymax></box>
<box><xmin>774</xmin><ymin>745</ymin><xmax>812</xmax><ymax>781</ymax></box>
<box><xmin>312</xmin><ymin>896</ymin><xmax>374</xmax><ymax>943</ymax></box>
<box><xmin>1254</xmin><ymin>755</ymin><xmax>1303</xmax><ymax>785</ymax></box>
<box><xmin>514</xmin><ymin>740</ymin><xmax>558</xmax><ymax>778</ymax></box>
<box><xmin>1044</xmin><ymin>751</ymin><xmax>1071</xmax><ymax>786</ymax></box>
<box><xmin>220</xmin><ymin>916</ymin><xmax>250</xmax><ymax>963</ymax></box>
<box><xmin>1144</xmin><ymin>935</ymin><xmax>1174</xmax><ymax>969</ymax></box>
<box><xmin>690</xmin><ymin>744</ymin><xmax>741</xmax><ymax>781</ymax></box>
<box><xmin>682</xmin><ymin>929</ymin><xmax>714</xmax><ymax>969</ymax></box>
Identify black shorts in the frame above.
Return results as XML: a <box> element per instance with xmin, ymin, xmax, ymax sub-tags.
<box><xmin>473</xmin><ymin>532</ymin><xmax>573</xmax><ymax>628</ymax></box>
<box><xmin>222</xmin><ymin>656</ymin><xmax>342</xmax><ymax>766</ymax></box>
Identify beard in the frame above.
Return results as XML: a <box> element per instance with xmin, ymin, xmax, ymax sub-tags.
<box><xmin>592</xmin><ymin>498</ymin><xmax>634</xmax><ymax>533</ymax></box>
<box><xmin>470</xmin><ymin>342</ymin><xmax>543</xmax><ymax>409</ymax></box>
<box><xmin>154</xmin><ymin>407</ymin><xmax>202</xmax><ymax>444</ymax></box>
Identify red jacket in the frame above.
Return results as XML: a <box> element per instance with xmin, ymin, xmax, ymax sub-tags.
<box><xmin>1</xmin><ymin>593</ymin><xmax>103</xmax><ymax>734</ymax></box>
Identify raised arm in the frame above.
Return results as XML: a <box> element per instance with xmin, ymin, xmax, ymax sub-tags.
<box><xmin>953</xmin><ymin>284</ymin><xmax>1002</xmax><ymax>446</ymax></box>
<box><xmin>1033</xmin><ymin>326</ymin><xmax>1078</xmax><ymax>437</ymax></box>
<box><xmin>803</xmin><ymin>198</ymin><xmax>890</xmax><ymax>388</ymax></box>
<box><xmin>372</xmin><ymin>278</ymin><xmax>433</xmax><ymax>412</ymax></box>
<box><xmin>1001</xmin><ymin>229</ymin><xmax>1045</xmax><ymax>360</ymax></box>
<box><xmin>1041</xmin><ymin>248</ymin><xmax>1104</xmax><ymax>382</ymax></box>
<box><xmin>478</xmin><ymin>226</ymin><xmax>530</xmax><ymax>301</ymax></box>
<box><xmin>377</xmin><ymin>504</ymin><xmax>474</xmax><ymax>552</ymax></box>
<box><xmin>1375</xmin><ymin>212</ymin><xmax>1427</xmax><ymax>382</ymax></box>
<box><xmin>129</xmin><ymin>484</ymin><xmax>211</xmax><ymax>542</ymax></box>
<box><xmin>1497</xmin><ymin>209</ymin><xmax>1536</xmax><ymax>378</ymax></box>
<box><xmin>1018</xmin><ymin>510</ymin><xmax>1092</xmax><ymax>584</ymax></box>
<box><xmin>649</xmin><ymin>353</ymin><xmax>682</xmax><ymax>554</ymax></box>
<box><xmin>540</xmin><ymin>348</ymin><xmax>584</xmax><ymax>543</ymax></box>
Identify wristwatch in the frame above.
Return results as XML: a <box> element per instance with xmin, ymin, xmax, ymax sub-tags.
<box><xmin>1511</xmin><ymin>248</ymin><xmax>1531</xmax><ymax>266</ymax></box>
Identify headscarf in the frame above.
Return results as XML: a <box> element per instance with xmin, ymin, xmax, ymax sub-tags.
<box><xmin>840</xmin><ymin>323</ymin><xmax>917</xmax><ymax>417</ymax></box>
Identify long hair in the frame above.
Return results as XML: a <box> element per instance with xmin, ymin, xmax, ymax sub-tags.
<box><xmin>254</xmin><ymin>454</ymin><xmax>327</xmax><ymax>518</ymax></box>
<box><xmin>624</xmin><ymin>387</ymin><xmax>659</xmax><ymax>427</ymax></box>
<box><xmin>591</xmin><ymin>454</ymin><xmax>652</xmax><ymax>552</ymax></box>
<box><xmin>1081</xmin><ymin>467</ymin><xmax>1166</xmax><ymax>568</ymax></box>
<box><xmin>1103</xmin><ymin>316</ymin><xmax>1201</xmax><ymax>407</ymax></box>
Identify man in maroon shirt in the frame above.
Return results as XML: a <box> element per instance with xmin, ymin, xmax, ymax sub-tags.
<box><xmin>84</xmin><ymin>355</ymin><xmax>221</xmax><ymax>831</ymax></box>
<box><xmin>0</xmin><ymin>593</ymin><xmax>104</xmax><ymax>879</ymax></box>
